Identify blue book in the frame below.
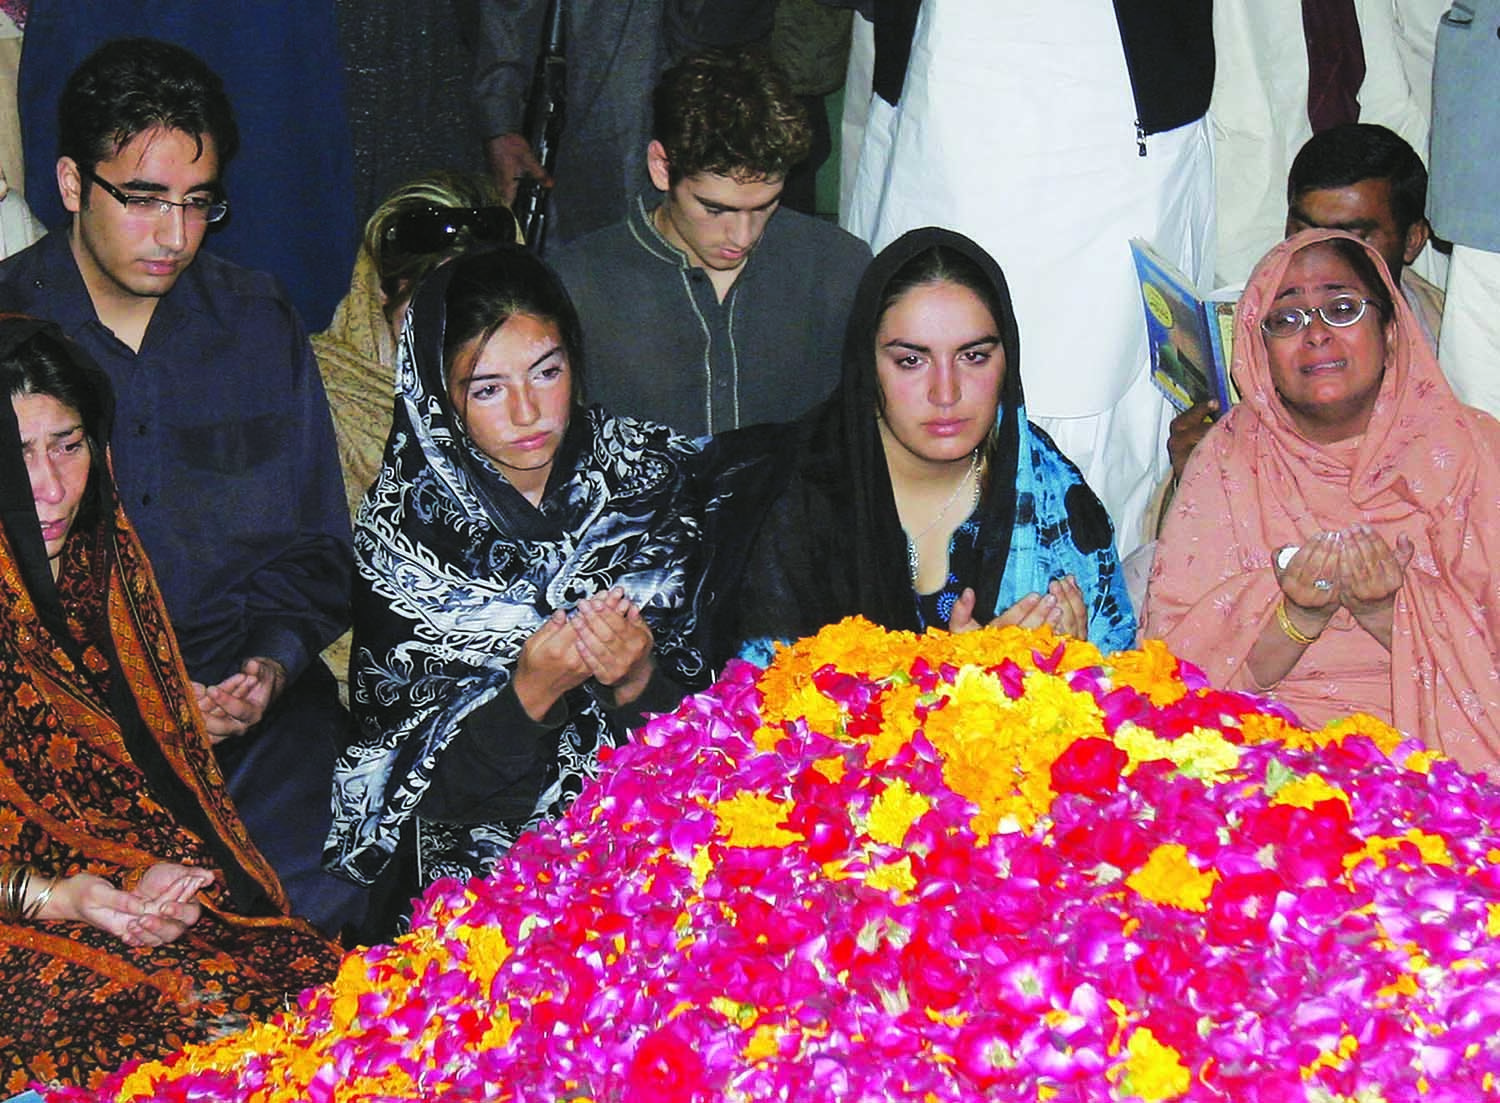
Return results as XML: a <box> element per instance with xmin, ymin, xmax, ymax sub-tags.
<box><xmin>1130</xmin><ymin>238</ymin><xmax>1240</xmax><ymax>413</ymax></box>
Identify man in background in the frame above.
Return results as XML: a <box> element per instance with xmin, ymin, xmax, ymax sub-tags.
<box><xmin>475</xmin><ymin>0</ymin><xmax>775</xmax><ymax>251</ymax></box>
<box><xmin>549</xmin><ymin>48</ymin><xmax>870</xmax><ymax>437</ymax></box>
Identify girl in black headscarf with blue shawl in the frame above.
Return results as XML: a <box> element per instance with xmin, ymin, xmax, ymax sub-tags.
<box><xmin>326</xmin><ymin>247</ymin><xmax>706</xmax><ymax>937</ymax></box>
<box><xmin>699</xmin><ymin>227</ymin><xmax>1136</xmax><ymax>666</ymax></box>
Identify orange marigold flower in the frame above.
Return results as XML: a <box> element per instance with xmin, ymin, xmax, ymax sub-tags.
<box><xmin>1317</xmin><ymin>713</ymin><xmax>1405</xmax><ymax>757</ymax></box>
<box><xmin>1108</xmin><ymin>638</ymin><xmax>1187</xmax><ymax>706</ymax></box>
<box><xmin>1238</xmin><ymin>712</ymin><xmax>1302</xmax><ymax>748</ymax></box>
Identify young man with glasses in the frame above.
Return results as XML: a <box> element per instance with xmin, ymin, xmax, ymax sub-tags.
<box><xmin>0</xmin><ymin>38</ymin><xmax>365</xmax><ymax>937</ymax></box>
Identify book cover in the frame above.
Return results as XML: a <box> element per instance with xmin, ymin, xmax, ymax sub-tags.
<box><xmin>1130</xmin><ymin>238</ymin><xmax>1239</xmax><ymax>412</ymax></box>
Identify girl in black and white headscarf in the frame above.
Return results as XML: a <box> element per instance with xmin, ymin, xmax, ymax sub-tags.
<box><xmin>326</xmin><ymin>246</ymin><xmax>706</xmax><ymax>937</ymax></box>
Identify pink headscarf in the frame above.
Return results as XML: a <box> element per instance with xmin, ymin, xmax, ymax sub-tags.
<box><xmin>1144</xmin><ymin>228</ymin><xmax>1500</xmax><ymax>775</ymax></box>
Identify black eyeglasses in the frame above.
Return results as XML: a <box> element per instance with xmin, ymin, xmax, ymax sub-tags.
<box><xmin>383</xmin><ymin>205</ymin><xmax>518</xmax><ymax>254</ymax></box>
<box><xmin>83</xmin><ymin>168</ymin><xmax>228</xmax><ymax>224</ymax></box>
<box><xmin>1260</xmin><ymin>294</ymin><xmax>1377</xmax><ymax>338</ymax></box>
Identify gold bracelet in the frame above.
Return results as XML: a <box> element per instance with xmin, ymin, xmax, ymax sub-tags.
<box><xmin>1275</xmin><ymin>597</ymin><xmax>1320</xmax><ymax>646</ymax></box>
<box><xmin>22</xmin><ymin>875</ymin><xmax>58</xmax><ymax>921</ymax></box>
<box><xmin>0</xmin><ymin>863</ymin><xmax>30</xmax><ymax>921</ymax></box>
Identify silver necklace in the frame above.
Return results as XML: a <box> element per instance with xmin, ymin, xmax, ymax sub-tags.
<box><xmin>904</xmin><ymin>451</ymin><xmax>980</xmax><ymax>586</ymax></box>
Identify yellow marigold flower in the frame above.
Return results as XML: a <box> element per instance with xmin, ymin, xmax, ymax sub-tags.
<box><xmin>1377</xmin><ymin>973</ymin><xmax>1419</xmax><ymax>1001</ymax></box>
<box><xmin>1403</xmin><ymin>829</ymin><xmax>1453</xmax><ymax>866</ymax></box>
<box><xmin>712</xmin><ymin>996</ymin><xmax>758</xmax><ymax>1026</ymax></box>
<box><xmin>689</xmin><ymin>844</ymin><xmax>712</xmax><ymax>888</ymax></box>
<box><xmin>744</xmin><ymin>1023</ymin><xmax>781</xmax><ymax>1061</ymax></box>
<box><xmin>1015</xmin><ymin>671</ymin><xmax>1107</xmax><ymax>739</ymax></box>
<box><xmin>1489</xmin><ymin>903</ymin><xmax>1500</xmax><ymax>938</ymax></box>
<box><xmin>1115</xmin><ymin>724</ymin><xmax>1170</xmax><ymax>767</ymax></box>
<box><xmin>867</xmin><ymin>778</ymin><xmax>931</xmax><ymax>848</ymax></box>
<box><xmin>811</xmin><ymin>755</ymin><xmax>847</xmax><ymax>783</ymax></box>
<box><xmin>1108</xmin><ymin>638</ymin><xmax>1186</xmax><ymax>706</ymax></box>
<box><xmin>1347</xmin><ymin>830</ymin><xmax>1454</xmax><ymax>873</ymax></box>
<box><xmin>752</xmin><ymin>723</ymin><xmax>785</xmax><ymax>753</ymax></box>
<box><xmin>782</xmin><ymin>683</ymin><xmax>844</xmax><ymax>740</ymax></box>
<box><xmin>821</xmin><ymin>857</ymin><xmax>858</xmax><ymax>881</ymax></box>
<box><xmin>1272</xmin><ymin>774</ymin><xmax>1350</xmax><ymax>811</ymax></box>
<box><xmin>865</xmin><ymin>855</ymin><xmax>916</xmax><ymax>895</ymax></box>
<box><xmin>1116</xmin><ymin>725</ymin><xmax>1240</xmax><ymax>783</ymax></box>
<box><xmin>1404</xmin><ymin>749</ymin><xmax>1441</xmax><ymax>775</ymax></box>
<box><xmin>1174</xmin><ymin>728</ymin><xmax>1242</xmax><ymax>781</ymax></box>
<box><xmin>1301</xmin><ymin>1033</ymin><xmax>1359</xmax><ymax>1075</ymax></box>
<box><xmin>1126</xmin><ymin>844</ymin><xmax>1219</xmax><ymax>912</ymax></box>
<box><xmin>458</xmin><ymin>922</ymin><xmax>511</xmax><ymax>986</ymax></box>
<box><xmin>1113</xmin><ymin>1027</ymin><xmax>1190</xmax><ymax>1100</ymax></box>
<box><xmin>711</xmin><ymin>791</ymin><xmax>801</xmax><ymax>848</ymax></box>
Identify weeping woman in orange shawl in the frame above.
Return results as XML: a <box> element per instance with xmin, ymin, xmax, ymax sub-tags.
<box><xmin>1144</xmin><ymin>228</ymin><xmax>1500</xmax><ymax>777</ymax></box>
<box><xmin>0</xmin><ymin>318</ymin><xmax>340</xmax><ymax>1092</ymax></box>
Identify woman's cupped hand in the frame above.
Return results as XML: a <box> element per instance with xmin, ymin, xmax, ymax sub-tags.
<box><xmin>40</xmin><ymin>862</ymin><xmax>213</xmax><ymax>948</ymax></box>
<box><xmin>948</xmin><ymin>575</ymin><xmax>1088</xmax><ymax>639</ymax></box>
<box><xmin>515</xmin><ymin>590</ymin><xmax>657</xmax><ymax>718</ymax></box>
<box><xmin>1275</xmin><ymin>526</ymin><xmax>1414</xmax><ymax>648</ymax></box>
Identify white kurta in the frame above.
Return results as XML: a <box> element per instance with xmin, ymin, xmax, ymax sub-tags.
<box><xmin>841</xmin><ymin>1</ymin><xmax>1215</xmax><ymax>557</ymax></box>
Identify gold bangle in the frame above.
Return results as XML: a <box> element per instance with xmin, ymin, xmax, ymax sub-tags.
<box><xmin>1</xmin><ymin>863</ymin><xmax>29</xmax><ymax>921</ymax></box>
<box><xmin>1275</xmin><ymin>597</ymin><xmax>1320</xmax><ymax>646</ymax></box>
<box><xmin>22</xmin><ymin>875</ymin><xmax>58</xmax><ymax>921</ymax></box>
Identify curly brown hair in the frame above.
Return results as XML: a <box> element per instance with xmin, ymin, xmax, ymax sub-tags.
<box><xmin>652</xmin><ymin>49</ymin><xmax>812</xmax><ymax>185</ymax></box>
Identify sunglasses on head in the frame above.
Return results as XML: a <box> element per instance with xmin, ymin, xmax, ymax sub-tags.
<box><xmin>383</xmin><ymin>205</ymin><xmax>518</xmax><ymax>254</ymax></box>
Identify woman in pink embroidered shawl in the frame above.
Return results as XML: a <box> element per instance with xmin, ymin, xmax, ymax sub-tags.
<box><xmin>1143</xmin><ymin>227</ymin><xmax>1500</xmax><ymax>776</ymax></box>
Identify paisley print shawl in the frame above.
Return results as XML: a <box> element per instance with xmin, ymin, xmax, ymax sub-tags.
<box><xmin>328</xmin><ymin>265</ymin><xmax>704</xmax><ymax>891</ymax></box>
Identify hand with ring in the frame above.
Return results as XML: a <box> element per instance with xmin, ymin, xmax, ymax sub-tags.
<box><xmin>1273</xmin><ymin>532</ymin><xmax>1341</xmax><ymax>632</ymax></box>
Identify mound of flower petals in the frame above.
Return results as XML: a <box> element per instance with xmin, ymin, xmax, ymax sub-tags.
<box><xmin>57</xmin><ymin>619</ymin><xmax>1500</xmax><ymax>1101</ymax></box>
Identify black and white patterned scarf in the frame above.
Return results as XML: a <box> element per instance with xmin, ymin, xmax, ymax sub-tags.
<box><xmin>325</xmin><ymin>258</ymin><xmax>704</xmax><ymax>890</ymax></box>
